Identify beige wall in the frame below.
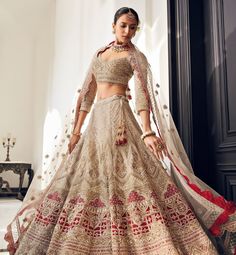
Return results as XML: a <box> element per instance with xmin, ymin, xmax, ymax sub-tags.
<box><xmin>0</xmin><ymin>0</ymin><xmax>55</xmax><ymax>186</ymax></box>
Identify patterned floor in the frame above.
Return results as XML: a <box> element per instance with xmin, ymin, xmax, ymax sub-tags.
<box><xmin>0</xmin><ymin>198</ymin><xmax>22</xmax><ymax>254</ymax></box>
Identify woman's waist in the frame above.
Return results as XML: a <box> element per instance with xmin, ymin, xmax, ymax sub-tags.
<box><xmin>96</xmin><ymin>83</ymin><xmax>127</xmax><ymax>99</ymax></box>
<box><xmin>97</xmin><ymin>82</ymin><xmax>127</xmax><ymax>90</ymax></box>
<box><xmin>94</xmin><ymin>94</ymin><xmax>129</xmax><ymax>106</ymax></box>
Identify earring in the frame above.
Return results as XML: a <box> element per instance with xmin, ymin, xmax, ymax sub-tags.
<box><xmin>112</xmin><ymin>29</ymin><xmax>115</xmax><ymax>34</ymax></box>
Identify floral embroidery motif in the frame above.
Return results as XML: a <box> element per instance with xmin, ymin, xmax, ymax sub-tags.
<box><xmin>11</xmin><ymin>95</ymin><xmax>218</xmax><ymax>255</ymax></box>
<box><xmin>28</xmin><ymin>187</ymin><xmax>216</xmax><ymax>254</ymax></box>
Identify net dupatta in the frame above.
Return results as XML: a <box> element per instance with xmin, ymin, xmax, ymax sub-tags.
<box><xmin>3</xmin><ymin>46</ymin><xmax>106</xmax><ymax>255</ymax></box>
<box><xmin>4</xmin><ymin>41</ymin><xmax>236</xmax><ymax>254</ymax></box>
<box><xmin>4</xmin><ymin>43</ymin><xmax>113</xmax><ymax>254</ymax></box>
<box><xmin>129</xmin><ymin>43</ymin><xmax>236</xmax><ymax>253</ymax></box>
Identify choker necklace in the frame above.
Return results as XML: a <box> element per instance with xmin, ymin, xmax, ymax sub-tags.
<box><xmin>111</xmin><ymin>43</ymin><xmax>129</xmax><ymax>53</ymax></box>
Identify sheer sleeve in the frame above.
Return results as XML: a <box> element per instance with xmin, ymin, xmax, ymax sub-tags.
<box><xmin>73</xmin><ymin>51</ymin><xmax>99</xmax><ymax>130</ymax></box>
<box><xmin>132</xmin><ymin>52</ymin><xmax>151</xmax><ymax>115</ymax></box>
<box><xmin>79</xmin><ymin>73</ymin><xmax>97</xmax><ymax>113</ymax></box>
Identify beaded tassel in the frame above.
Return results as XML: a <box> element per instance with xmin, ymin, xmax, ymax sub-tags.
<box><xmin>126</xmin><ymin>86</ymin><xmax>132</xmax><ymax>100</ymax></box>
<box><xmin>115</xmin><ymin>122</ymin><xmax>127</xmax><ymax>146</ymax></box>
<box><xmin>115</xmin><ymin>98</ymin><xmax>128</xmax><ymax>146</ymax></box>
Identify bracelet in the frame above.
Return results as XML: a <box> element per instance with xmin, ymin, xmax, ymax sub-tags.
<box><xmin>141</xmin><ymin>130</ymin><xmax>156</xmax><ymax>140</ymax></box>
<box><xmin>72</xmin><ymin>132</ymin><xmax>82</xmax><ymax>137</ymax></box>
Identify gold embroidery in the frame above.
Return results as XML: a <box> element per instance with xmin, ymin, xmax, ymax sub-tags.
<box><xmin>14</xmin><ymin>96</ymin><xmax>218</xmax><ymax>255</ymax></box>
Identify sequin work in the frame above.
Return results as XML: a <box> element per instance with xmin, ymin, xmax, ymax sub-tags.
<box><xmin>14</xmin><ymin>95</ymin><xmax>218</xmax><ymax>254</ymax></box>
<box><xmin>93</xmin><ymin>55</ymin><xmax>133</xmax><ymax>86</ymax></box>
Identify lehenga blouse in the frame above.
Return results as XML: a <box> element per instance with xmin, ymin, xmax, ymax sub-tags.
<box><xmin>79</xmin><ymin>51</ymin><xmax>150</xmax><ymax>115</ymax></box>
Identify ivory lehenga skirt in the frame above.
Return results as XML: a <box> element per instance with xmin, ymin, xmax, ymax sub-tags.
<box><xmin>13</xmin><ymin>95</ymin><xmax>219</xmax><ymax>254</ymax></box>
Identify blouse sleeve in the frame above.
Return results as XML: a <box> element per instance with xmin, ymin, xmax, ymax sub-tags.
<box><xmin>79</xmin><ymin>73</ymin><xmax>97</xmax><ymax>113</ymax></box>
<box><xmin>79</xmin><ymin>56</ymin><xmax>97</xmax><ymax>113</ymax></box>
<box><xmin>133</xmin><ymin>52</ymin><xmax>151</xmax><ymax>115</ymax></box>
<box><xmin>73</xmin><ymin>51</ymin><xmax>99</xmax><ymax>130</ymax></box>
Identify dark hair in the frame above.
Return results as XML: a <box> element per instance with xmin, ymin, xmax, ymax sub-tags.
<box><xmin>114</xmin><ymin>7</ymin><xmax>140</xmax><ymax>25</ymax></box>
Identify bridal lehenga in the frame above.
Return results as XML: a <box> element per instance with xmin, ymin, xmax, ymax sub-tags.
<box><xmin>4</xmin><ymin>42</ymin><xmax>236</xmax><ymax>254</ymax></box>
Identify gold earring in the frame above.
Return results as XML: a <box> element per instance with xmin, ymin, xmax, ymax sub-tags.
<box><xmin>112</xmin><ymin>29</ymin><xmax>115</xmax><ymax>34</ymax></box>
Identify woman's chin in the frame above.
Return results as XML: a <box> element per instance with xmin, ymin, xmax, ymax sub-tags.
<box><xmin>122</xmin><ymin>38</ymin><xmax>131</xmax><ymax>43</ymax></box>
<box><xmin>116</xmin><ymin>38</ymin><xmax>131</xmax><ymax>45</ymax></box>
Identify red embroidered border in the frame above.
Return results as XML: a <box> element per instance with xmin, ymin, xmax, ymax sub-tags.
<box><xmin>168</xmin><ymin>153</ymin><xmax>236</xmax><ymax>237</ymax></box>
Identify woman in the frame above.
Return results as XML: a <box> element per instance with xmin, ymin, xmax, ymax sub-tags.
<box><xmin>5</xmin><ymin>7</ymin><xmax>236</xmax><ymax>254</ymax></box>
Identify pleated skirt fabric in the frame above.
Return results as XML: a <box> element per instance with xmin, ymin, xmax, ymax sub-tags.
<box><xmin>15</xmin><ymin>95</ymin><xmax>218</xmax><ymax>254</ymax></box>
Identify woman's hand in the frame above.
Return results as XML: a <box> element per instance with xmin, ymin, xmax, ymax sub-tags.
<box><xmin>68</xmin><ymin>134</ymin><xmax>81</xmax><ymax>154</ymax></box>
<box><xmin>143</xmin><ymin>135</ymin><xmax>168</xmax><ymax>161</ymax></box>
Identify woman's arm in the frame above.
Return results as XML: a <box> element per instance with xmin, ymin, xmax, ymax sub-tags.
<box><xmin>73</xmin><ymin>110</ymin><xmax>88</xmax><ymax>134</ymax></box>
<box><xmin>68</xmin><ymin>76</ymin><xmax>97</xmax><ymax>153</ymax></box>
<box><xmin>68</xmin><ymin>57</ymin><xmax>98</xmax><ymax>153</ymax></box>
<box><xmin>69</xmin><ymin>76</ymin><xmax>97</xmax><ymax>154</ymax></box>
<box><xmin>131</xmin><ymin>50</ymin><xmax>167</xmax><ymax>160</ymax></box>
<box><xmin>139</xmin><ymin>110</ymin><xmax>152</xmax><ymax>132</ymax></box>
<box><xmin>68</xmin><ymin>110</ymin><xmax>88</xmax><ymax>153</ymax></box>
<box><xmin>139</xmin><ymin>110</ymin><xmax>167</xmax><ymax>161</ymax></box>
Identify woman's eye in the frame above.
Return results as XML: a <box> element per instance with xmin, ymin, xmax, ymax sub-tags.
<box><xmin>120</xmin><ymin>25</ymin><xmax>136</xmax><ymax>29</ymax></box>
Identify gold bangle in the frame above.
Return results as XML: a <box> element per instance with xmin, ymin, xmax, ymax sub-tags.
<box><xmin>141</xmin><ymin>130</ymin><xmax>156</xmax><ymax>140</ymax></box>
<box><xmin>72</xmin><ymin>132</ymin><xmax>82</xmax><ymax>137</ymax></box>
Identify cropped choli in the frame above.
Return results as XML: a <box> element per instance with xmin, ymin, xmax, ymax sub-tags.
<box><xmin>80</xmin><ymin>49</ymin><xmax>150</xmax><ymax>114</ymax></box>
<box><xmin>94</xmin><ymin>55</ymin><xmax>133</xmax><ymax>85</ymax></box>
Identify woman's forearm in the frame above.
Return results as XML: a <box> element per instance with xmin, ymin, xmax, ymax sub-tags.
<box><xmin>139</xmin><ymin>110</ymin><xmax>152</xmax><ymax>132</ymax></box>
<box><xmin>73</xmin><ymin>110</ymin><xmax>88</xmax><ymax>134</ymax></box>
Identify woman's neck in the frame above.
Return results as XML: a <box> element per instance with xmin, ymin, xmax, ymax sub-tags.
<box><xmin>114</xmin><ymin>39</ymin><xmax>130</xmax><ymax>46</ymax></box>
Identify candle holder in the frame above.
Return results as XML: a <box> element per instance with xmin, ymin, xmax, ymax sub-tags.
<box><xmin>2</xmin><ymin>135</ymin><xmax>16</xmax><ymax>161</ymax></box>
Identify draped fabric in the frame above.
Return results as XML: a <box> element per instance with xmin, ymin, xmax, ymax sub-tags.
<box><xmin>4</xmin><ymin>41</ymin><xmax>236</xmax><ymax>254</ymax></box>
<box><xmin>6</xmin><ymin>95</ymin><xmax>219</xmax><ymax>254</ymax></box>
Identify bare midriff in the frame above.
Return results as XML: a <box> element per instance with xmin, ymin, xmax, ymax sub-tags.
<box><xmin>96</xmin><ymin>82</ymin><xmax>127</xmax><ymax>100</ymax></box>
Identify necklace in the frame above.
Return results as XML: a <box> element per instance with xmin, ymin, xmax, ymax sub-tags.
<box><xmin>111</xmin><ymin>43</ymin><xmax>129</xmax><ymax>53</ymax></box>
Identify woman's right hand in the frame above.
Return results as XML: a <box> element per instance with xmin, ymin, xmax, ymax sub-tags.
<box><xmin>68</xmin><ymin>134</ymin><xmax>81</xmax><ymax>154</ymax></box>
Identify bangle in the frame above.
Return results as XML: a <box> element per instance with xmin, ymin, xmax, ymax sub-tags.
<box><xmin>72</xmin><ymin>132</ymin><xmax>82</xmax><ymax>137</ymax></box>
<box><xmin>141</xmin><ymin>130</ymin><xmax>156</xmax><ymax>140</ymax></box>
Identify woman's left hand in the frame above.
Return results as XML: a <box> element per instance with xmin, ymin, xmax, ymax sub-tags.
<box><xmin>68</xmin><ymin>134</ymin><xmax>81</xmax><ymax>154</ymax></box>
<box><xmin>143</xmin><ymin>135</ymin><xmax>168</xmax><ymax>161</ymax></box>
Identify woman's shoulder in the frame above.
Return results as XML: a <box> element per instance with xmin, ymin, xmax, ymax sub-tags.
<box><xmin>90</xmin><ymin>44</ymin><xmax>110</xmax><ymax>64</ymax></box>
<box><xmin>93</xmin><ymin>43</ymin><xmax>112</xmax><ymax>57</ymax></box>
<box><xmin>95</xmin><ymin>45</ymin><xmax>107</xmax><ymax>53</ymax></box>
<box><xmin>129</xmin><ymin>44</ymin><xmax>149</xmax><ymax>64</ymax></box>
<box><xmin>132</xmin><ymin>44</ymin><xmax>147</xmax><ymax>59</ymax></box>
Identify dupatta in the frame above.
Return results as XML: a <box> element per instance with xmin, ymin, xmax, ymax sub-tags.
<box><xmin>4</xmin><ymin>41</ymin><xmax>236</xmax><ymax>254</ymax></box>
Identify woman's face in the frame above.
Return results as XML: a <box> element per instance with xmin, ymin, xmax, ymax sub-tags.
<box><xmin>113</xmin><ymin>13</ymin><xmax>138</xmax><ymax>44</ymax></box>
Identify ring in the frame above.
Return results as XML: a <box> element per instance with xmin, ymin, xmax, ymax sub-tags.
<box><xmin>156</xmin><ymin>143</ymin><xmax>164</xmax><ymax>150</ymax></box>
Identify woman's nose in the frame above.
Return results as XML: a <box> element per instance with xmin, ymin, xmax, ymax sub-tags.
<box><xmin>125</xmin><ymin>27</ymin><xmax>130</xmax><ymax>34</ymax></box>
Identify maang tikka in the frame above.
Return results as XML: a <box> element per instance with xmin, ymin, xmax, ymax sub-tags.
<box><xmin>127</xmin><ymin>9</ymin><xmax>140</xmax><ymax>31</ymax></box>
<box><xmin>127</xmin><ymin>9</ymin><xmax>136</xmax><ymax>20</ymax></box>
